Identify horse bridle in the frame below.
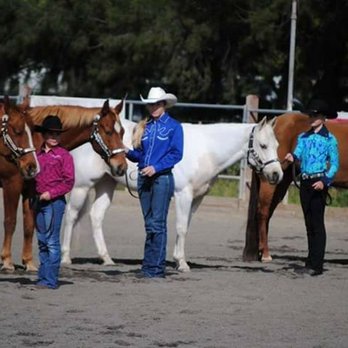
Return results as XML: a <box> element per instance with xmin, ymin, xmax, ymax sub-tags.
<box><xmin>90</xmin><ymin>114</ymin><xmax>125</xmax><ymax>160</ymax></box>
<box><xmin>0</xmin><ymin>114</ymin><xmax>36</xmax><ymax>160</ymax></box>
<box><xmin>247</xmin><ymin>125</ymin><xmax>280</xmax><ymax>173</ymax></box>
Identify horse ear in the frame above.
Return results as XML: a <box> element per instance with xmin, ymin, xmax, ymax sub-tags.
<box><xmin>3</xmin><ymin>95</ymin><xmax>11</xmax><ymax>113</ymax></box>
<box><xmin>101</xmin><ymin>99</ymin><xmax>110</xmax><ymax>117</ymax></box>
<box><xmin>268</xmin><ymin>117</ymin><xmax>277</xmax><ymax>129</ymax></box>
<box><xmin>115</xmin><ymin>99</ymin><xmax>124</xmax><ymax>115</ymax></box>
<box><xmin>259</xmin><ymin>116</ymin><xmax>267</xmax><ymax>128</ymax></box>
<box><xmin>20</xmin><ymin>95</ymin><xmax>30</xmax><ymax>111</ymax></box>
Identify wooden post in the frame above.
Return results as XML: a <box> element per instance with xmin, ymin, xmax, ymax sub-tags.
<box><xmin>242</xmin><ymin>95</ymin><xmax>260</xmax><ymax>260</ymax></box>
<box><xmin>239</xmin><ymin>95</ymin><xmax>259</xmax><ymax>203</ymax></box>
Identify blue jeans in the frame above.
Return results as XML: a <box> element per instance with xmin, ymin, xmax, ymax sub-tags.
<box><xmin>138</xmin><ymin>173</ymin><xmax>174</xmax><ymax>277</ymax></box>
<box><xmin>35</xmin><ymin>197</ymin><xmax>66</xmax><ymax>288</ymax></box>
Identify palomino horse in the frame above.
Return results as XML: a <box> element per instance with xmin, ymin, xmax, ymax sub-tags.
<box><xmin>0</xmin><ymin>99</ymin><xmax>127</xmax><ymax>271</ymax></box>
<box><xmin>0</xmin><ymin>96</ymin><xmax>40</xmax><ymax>272</ymax></box>
<box><xmin>243</xmin><ymin>113</ymin><xmax>348</xmax><ymax>262</ymax></box>
<box><xmin>61</xmin><ymin>117</ymin><xmax>283</xmax><ymax>271</ymax></box>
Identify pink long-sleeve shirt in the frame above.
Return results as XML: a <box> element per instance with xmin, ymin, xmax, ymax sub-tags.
<box><xmin>35</xmin><ymin>146</ymin><xmax>75</xmax><ymax>200</ymax></box>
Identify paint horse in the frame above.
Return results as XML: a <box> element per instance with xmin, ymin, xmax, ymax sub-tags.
<box><xmin>61</xmin><ymin>116</ymin><xmax>283</xmax><ymax>271</ymax></box>
<box><xmin>0</xmin><ymin>99</ymin><xmax>127</xmax><ymax>272</ymax></box>
<box><xmin>243</xmin><ymin>113</ymin><xmax>348</xmax><ymax>262</ymax></box>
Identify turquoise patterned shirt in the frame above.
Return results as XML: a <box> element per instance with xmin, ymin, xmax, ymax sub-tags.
<box><xmin>293</xmin><ymin>125</ymin><xmax>339</xmax><ymax>186</ymax></box>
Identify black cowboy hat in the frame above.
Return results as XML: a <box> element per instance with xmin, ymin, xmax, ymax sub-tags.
<box><xmin>305</xmin><ymin>99</ymin><xmax>338</xmax><ymax>119</ymax></box>
<box><xmin>34</xmin><ymin>115</ymin><xmax>66</xmax><ymax>133</ymax></box>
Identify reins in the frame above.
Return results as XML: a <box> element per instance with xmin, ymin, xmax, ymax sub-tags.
<box><xmin>125</xmin><ymin>171</ymin><xmax>139</xmax><ymax>199</ymax></box>
<box><xmin>286</xmin><ymin>160</ymin><xmax>332</xmax><ymax>206</ymax></box>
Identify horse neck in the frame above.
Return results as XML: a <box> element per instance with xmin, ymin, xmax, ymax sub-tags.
<box><xmin>60</xmin><ymin>127</ymin><xmax>93</xmax><ymax>150</ymax></box>
<box><xmin>30</xmin><ymin>106</ymin><xmax>97</xmax><ymax>150</ymax></box>
<box><xmin>205</xmin><ymin>123</ymin><xmax>254</xmax><ymax>174</ymax></box>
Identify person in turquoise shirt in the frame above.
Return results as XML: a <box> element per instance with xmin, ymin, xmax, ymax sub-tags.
<box><xmin>285</xmin><ymin>100</ymin><xmax>339</xmax><ymax>276</ymax></box>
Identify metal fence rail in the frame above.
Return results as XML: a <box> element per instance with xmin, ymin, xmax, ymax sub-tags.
<box><xmin>125</xmin><ymin>99</ymin><xmax>295</xmax><ymax>200</ymax></box>
<box><xmin>3</xmin><ymin>93</ymin><xmax>296</xmax><ymax>200</ymax></box>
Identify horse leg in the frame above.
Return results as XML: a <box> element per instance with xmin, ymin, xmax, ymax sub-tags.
<box><xmin>61</xmin><ymin>186</ymin><xmax>90</xmax><ymax>265</ymax></box>
<box><xmin>21</xmin><ymin>180</ymin><xmax>37</xmax><ymax>271</ymax></box>
<box><xmin>258</xmin><ymin>181</ymin><xmax>276</xmax><ymax>262</ymax></box>
<box><xmin>1</xmin><ymin>178</ymin><xmax>22</xmax><ymax>272</ymax></box>
<box><xmin>259</xmin><ymin>168</ymin><xmax>293</xmax><ymax>262</ymax></box>
<box><xmin>90</xmin><ymin>176</ymin><xmax>116</xmax><ymax>265</ymax></box>
<box><xmin>173</xmin><ymin>189</ymin><xmax>194</xmax><ymax>272</ymax></box>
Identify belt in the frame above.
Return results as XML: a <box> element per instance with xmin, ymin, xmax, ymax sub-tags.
<box><xmin>301</xmin><ymin>172</ymin><xmax>324</xmax><ymax>180</ymax></box>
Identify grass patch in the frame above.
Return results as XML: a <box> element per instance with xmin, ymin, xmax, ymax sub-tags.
<box><xmin>209</xmin><ymin>179</ymin><xmax>348</xmax><ymax>208</ymax></box>
<box><xmin>209</xmin><ymin>178</ymin><xmax>239</xmax><ymax>197</ymax></box>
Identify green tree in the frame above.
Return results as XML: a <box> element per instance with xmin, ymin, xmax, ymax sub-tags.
<box><xmin>0</xmin><ymin>0</ymin><xmax>347</xmax><ymax>110</ymax></box>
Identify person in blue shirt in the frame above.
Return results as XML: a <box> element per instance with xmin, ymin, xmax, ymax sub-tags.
<box><xmin>125</xmin><ymin>87</ymin><xmax>184</xmax><ymax>278</ymax></box>
<box><xmin>285</xmin><ymin>100</ymin><xmax>339</xmax><ymax>276</ymax></box>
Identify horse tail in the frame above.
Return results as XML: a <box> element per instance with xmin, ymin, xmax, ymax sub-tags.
<box><xmin>243</xmin><ymin>170</ymin><xmax>260</xmax><ymax>261</ymax></box>
<box><xmin>132</xmin><ymin>117</ymin><xmax>148</xmax><ymax>149</ymax></box>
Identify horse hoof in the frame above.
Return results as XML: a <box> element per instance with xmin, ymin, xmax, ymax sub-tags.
<box><xmin>261</xmin><ymin>255</ymin><xmax>273</xmax><ymax>262</ymax></box>
<box><xmin>102</xmin><ymin>257</ymin><xmax>115</xmax><ymax>266</ymax></box>
<box><xmin>61</xmin><ymin>257</ymin><xmax>72</xmax><ymax>266</ymax></box>
<box><xmin>25</xmin><ymin>263</ymin><xmax>38</xmax><ymax>272</ymax></box>
<box><xmin>176</xmin><ymin>263</ymin><xmax>191</xmax><ymax>273</ymax></box>
<box><xmin>1</xmin><ymin>263</ymin><xmax>15</xmax><ymax>273</ymax></box>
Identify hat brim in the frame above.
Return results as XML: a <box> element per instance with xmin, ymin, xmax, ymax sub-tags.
<box><xmin>140</xmin><ymin>93</ymin><xmax>177</xmax><ymax>109</ymax></box>
<box><xmin>304</xmin><ymin>110</ymin><xmax>338</xmax><ymax>119</ymax></box>
<box><xmin>34</xmin><ymin>125</ymin><xmax>67</xmax><ymax>133</ymax></box>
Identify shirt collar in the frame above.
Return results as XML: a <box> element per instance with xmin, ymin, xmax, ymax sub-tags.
<box><xmin>149</xmin><ymin>112</ymin><xmax>170</xmax><ymax>124</ymax></box>
<box><xmin>38</xmin><ymin>145</ymin><xmax>60</xmax><ymax>154</ymax></box>
<box><xmin>305</xmin><ymin>124</ymin><xmax>329</xmax><ymax>138</ymax></box>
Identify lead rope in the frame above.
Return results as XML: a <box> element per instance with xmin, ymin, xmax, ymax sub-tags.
<box><xmin>290</xmin><ymin>161</ymin><xmax>332</xmax><ymax>206</ymax></box>
<box><xmin>125</xmin><ymin>171</ymin><xmax>139</xmax><ymax>199</ymax></box>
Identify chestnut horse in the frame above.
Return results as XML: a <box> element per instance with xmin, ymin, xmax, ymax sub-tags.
<box><xmin>0</xmin><ymin>96</ymin><xmax>40</xmax><ymax>272</ymax></box>
<box><xmin>243</xmin><ymin>113</ymin><xmax>348</xmax><ymax>262</ymax></box>
<box><xmin>0</xmin><ymin>98</ymin><xmax>127</xmax><ymax>271</ymax></box>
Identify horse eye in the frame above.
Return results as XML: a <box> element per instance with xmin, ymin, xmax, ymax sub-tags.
<box><xmin>14</xmin><ymin>128</ymin><xmax>23</xmax><ymax>135</ymax></box>
<box><xmin>260</xmin><ymin>144</ymin><xmax>267</xmax><ymax>149</ymax></box>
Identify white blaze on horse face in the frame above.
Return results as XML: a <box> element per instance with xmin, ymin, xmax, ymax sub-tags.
<box><xmin>25</xmin><ymin>123</ymin><xmax>40</xmax><ymax>175</ymax></box>
<box><xmin>114</xmin><ymin>119</ymin><xmax>122</xmax><ymax>134</ymax></box>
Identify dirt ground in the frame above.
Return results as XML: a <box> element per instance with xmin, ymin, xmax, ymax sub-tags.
<box><xmin>0</xmin><ymin>190</ymin><xmax>347</xmax><ymax>348</ymax></box>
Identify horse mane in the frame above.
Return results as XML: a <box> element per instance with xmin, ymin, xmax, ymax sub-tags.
<box><xmin>28</xmin><ymin>105</ymin><xmax>100</xmax><ymax>128</ymax></box>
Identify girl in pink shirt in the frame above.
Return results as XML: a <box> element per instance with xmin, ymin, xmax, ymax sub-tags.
<box><xmin>33</xmin><ymin>115</ymin><xmax>74</xmax><ymax>289</ymax></box>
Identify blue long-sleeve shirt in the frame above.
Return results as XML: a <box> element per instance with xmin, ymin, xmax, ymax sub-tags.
<box><xmin>293</xmin><ymin>125</ymin><xmax>339</xmax><ymax>186</ymax></box>
<box><xmin>127</xmin><ymin>112</ymin><xmax>183</xmax><ymax>173</ymax></box>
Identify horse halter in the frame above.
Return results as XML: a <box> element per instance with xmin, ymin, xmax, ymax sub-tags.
<box><xmin>0</xmin><ymin>114</ymin><xmax>36</xmax><ymax>159</ymax></box>
<box><xmin>247</xmin><ymin>125</ymin><xmax>279</xmax><ymax>173</ymax></box>
<box><xmin>90</xmin><ymin>114</ymin><xmax>125</xmax><ymax>160</ymax></box>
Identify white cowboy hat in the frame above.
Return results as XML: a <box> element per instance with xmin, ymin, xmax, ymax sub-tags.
<box><xmin>140</xmin><ymin>87</ymin><xmax>177</xmax><ymax>109</ymax></box>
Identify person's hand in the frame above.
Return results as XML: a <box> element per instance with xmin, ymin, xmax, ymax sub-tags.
<box><xmin>312</xmin><ymin>180</ymin><xmax>324</xmax><ymax>191</ymax></box>
<box><xmin>284</xmin><ymin>153</ymin><xmax>294</xmax><ymax>162</ymax></box>
<box><xmin>141</xmin><ymin>166</ymin><xmax>156</xmax><ymax>177</ymax></box>
<box><xmin>40</xmin><ymin>191</ymin><xmax>51</xmax><ymax>201</ymax></box>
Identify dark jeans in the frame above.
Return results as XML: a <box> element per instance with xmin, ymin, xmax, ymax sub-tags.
<box><xmin>35</xmin><ymin>197</ymin><xmax>66</xmax><ymax>288</ymax></box>
<box><xmin>138</xmin><ymin>172</ymin><xmax>174</xmax><ymax>277</ymax></box>
<box><xmin>300</xmin><ymin>179</ymin><xmax>328</xmax><ymax>272</ymax></box>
